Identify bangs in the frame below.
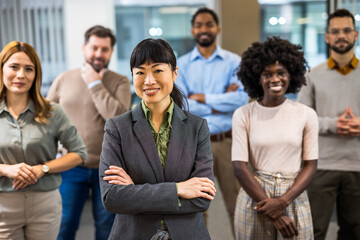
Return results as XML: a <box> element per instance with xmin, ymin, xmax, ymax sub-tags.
<box><xmin>130</xmin><ymin>38</ymin><xmax>176</xmax><ymax>71</ymax></box>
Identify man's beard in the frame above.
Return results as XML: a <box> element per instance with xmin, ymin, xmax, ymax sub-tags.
<box><xmin>88</xmin><ymin>58</ymin><xmax>108</xmax><ymax>72</ymax></box>
<box><xmin>329</xmin><ymin>39</ymin><xmax>355</xmax><ymax>54</ymax></box>
<box><xmin>195</xmin><ymin>33</ymin><xmax>216</xmax><ymax>47</ymax></box>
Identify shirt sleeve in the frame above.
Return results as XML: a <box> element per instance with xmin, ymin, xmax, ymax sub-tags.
<box><xmin>232</xmin><ymin>107</ymin><xmax>249</xmax><ymax>162</ymax></box>
<box><xmin>88</xmin><ymin>73</ymin><xmax>131</xmax><ymax>120</ymax></box>
<box><xmin>302</xmin><ymin>107</ymin><xmax>319</xmax><ymax>160</ymax></box>
<box><xmin>205</xmin><ymin>56</ymin><xmax>248</xmax><ymax>112</ymax></box>
<box><xmin>53</xmin><ymin>104</ymin><xmax>87</xmax><ymax>163</ymax></box>
<box><xmin>205</xmin><ymin>87</ymin><xmax>249</xmax><ymax>112</ymax></box>
<box><xmin>176</xmin><ymin>74</ymin><xmax>212</xmax><ymax>117</ymax></box>
<box><xmin>87</xmin><ymin>80</ymin><xmax>101</xmax><ymax>89</ymax></box>
<box><xmin>99</xmin><ymin>118</ymin><xmax>213</xmax><ymax>215</ymax></box>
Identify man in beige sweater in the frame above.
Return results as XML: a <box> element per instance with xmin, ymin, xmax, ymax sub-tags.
<box><xmin>47</xmin><ymin>25</ymin><xmax>131</xmax><ymax>240</ymax></box>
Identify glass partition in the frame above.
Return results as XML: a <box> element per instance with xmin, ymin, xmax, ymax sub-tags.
<box><xmin>114</xmin><ymin>3</ymin><xmax>209</xmax><ymax>105</ymax></box>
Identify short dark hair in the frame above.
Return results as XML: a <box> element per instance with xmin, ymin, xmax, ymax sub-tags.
<box><xmin>130</xmin><ymin>38</ymin><xmax>176</xmax><ymax>72</ymax></box>
<box><xmin>237</xmin><ymin>36</ymin><xmax>307</xmax><ymax>99</ymax></box>
<box><xmin>327</xmin><ymin>9</ymin><xmax>355</xmax><ymax>31</ymax></box>
<box><xmin>84</xmin><ymin>25</ymin><xmax>116</xmax><ymax>48</ymax></box>
<box><xmin>191</xmin><ymin>7</ymin><xmax>219</xmax><ymax>26</ymax></box>
<box><xmin>130</xmin><ymin>38</ymin><xmax>187</xmax><ymax>110</ymax></box>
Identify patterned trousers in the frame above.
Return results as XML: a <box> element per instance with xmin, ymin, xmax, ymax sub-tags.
<box><xmin>234</xmin><ymin>171</ymin><xmax>313</xmax><ymax>240</ymax></box>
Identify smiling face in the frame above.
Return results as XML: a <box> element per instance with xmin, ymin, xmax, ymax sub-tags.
<box><xmin>326</xmin><ymin>17</ymin><xmax>359</xmax><ymax>54</ymax></box>
<box><xmin>260</xmin><ymin>62</ymin><xmax>289</xmax><ymax>103</ymax></box>
<box><xmin>133</xmin><ymin>62</ymin><xmax>177</xmax><ymax>109</ymax></box>
<box><xmin>191</xmin><ymin>13</ymin><xmax>220</xmax><ymax>47</ymax></box>
<box><xmin>2</xmin><ymin>52</ymin><xmax>35</xmax><ymax>98</ymax></box>
<box><xmin>82</xmin><ymin>35</ymin><xmax>113</xmax><ymax>72</ymax></box>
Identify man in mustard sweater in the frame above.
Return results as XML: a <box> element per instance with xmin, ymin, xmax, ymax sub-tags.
<box><xmin>47</xmin><ymin>25</ymin><xmax>131</xmax><ymax>240</ymax></box>
<box><xmin>298</xmin><ymin>9</ymin><xmax>360</xmax><ymax>240</ymax></box>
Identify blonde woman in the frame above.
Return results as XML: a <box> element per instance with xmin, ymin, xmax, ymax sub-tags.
<box><xmin>0</xmin><ymin>41</ymin><xmax>87</xmax><ymax>240</ymax></box>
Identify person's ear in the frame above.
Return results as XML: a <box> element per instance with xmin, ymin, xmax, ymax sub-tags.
<box><xmin>173</xmin><ymin>66</ymin><xmax>178</xmax><ymax>82</ymax></box>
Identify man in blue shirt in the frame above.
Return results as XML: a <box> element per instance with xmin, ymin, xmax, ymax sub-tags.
<box><xmin>176</xmin><ymin>7</ymin><xmax>248</xmax><ymax>234</ymax></box>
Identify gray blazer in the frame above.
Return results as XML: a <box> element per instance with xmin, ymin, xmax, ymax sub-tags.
<box><xmin>99</xmin><ymin>103</ymin><xmax>214</xmax><ymax>240</ymax></box>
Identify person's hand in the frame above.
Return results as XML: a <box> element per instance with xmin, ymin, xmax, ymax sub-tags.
<box><xmin>12</xmin><ymin>178</ymin><xmax>30</xmax><ymax>190</ymax></box>
<box><xmin>10</xmin><ymin>164</ymin><xmax>45</xmax><ymax>190</ymax></box>
<box><xmin>255</xmin><ymin>197</ymin><xmax>288</xmax><ymax>219</ymax></box>
<box><xmin>177</xmin><ymin>177</ymin><xmax>216</xmax><ymax>200</ymax></box>
<box><xmin>226</xmin><ymin>83</ymin><xmax>239</xmax><ymax>92</ymax></box>
<box><xmin>346</xmin><ymin>107</ymin><xmax>360</xmax><ymax>136</ymax></box>
<box><xmin>337</xmin><ymin>108</ymin><xmax>351</xmax><ymax>136</ymax></box>
<box><xmin>189</xmin><ymin>93</ymin><xmax>205</xmax><ymax>104</ymax></box>
<box><xmin>103</xmin><ymin>166</ymin><xmax>134</xmax><ymax>185</ymax></box>
<box><xmin>81</xmin><ymin>62</ymin><xmax>105</xmax><ymax>85</ymax></box>
<box><xmin>1</xmin><ymin>163</ymin><xmax>37</xmax><ymax>185</ymax></box>
<box><xmin>271</xmin><ymin>214</ymin><xmax>298</xmax><ymax>238</ymax></box>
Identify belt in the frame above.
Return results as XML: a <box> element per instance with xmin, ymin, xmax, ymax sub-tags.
<box><xmin>210</xmin><ymin>130</ymin><xmax>232</xmax><ymax>142</ymax></box>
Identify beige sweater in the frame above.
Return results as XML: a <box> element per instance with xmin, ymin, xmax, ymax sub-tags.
<box><xmin>47</xmin><ymin>68</ymin><xmax>131</xmax><ymax>168</ymax></box>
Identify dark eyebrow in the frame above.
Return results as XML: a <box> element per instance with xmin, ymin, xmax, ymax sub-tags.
<box><xmin>151</xmin><ymin>63</ymin><xmax>163</xmax><ymax>68</ymax></box>
<box><xmin>135</xmin><ymin>63</ymin><xmax>165</xmax><ymax>69</ymax></box>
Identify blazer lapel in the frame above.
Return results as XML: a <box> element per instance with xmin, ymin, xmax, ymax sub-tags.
<box><xmin>164</xmin><ymin>105</ymin><xmax>189</xmax><ymax>182</ymax></box>
<box><xmin>132</xmin><ymin>105</ymin><xmax>164</xmax><ymax>182</ymax></box>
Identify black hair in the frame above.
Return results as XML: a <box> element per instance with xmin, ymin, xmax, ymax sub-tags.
<box><xmin>191</xmin><ymin>7</ymin><xmax>219</xmax><ymax>26</ymax></box>
<box><xmin>327</xmin><ymin>9</ymin><xmax>355</xmax><ymax>31</ymax></box>
<box><xmin>130</xmin><ymin>38</ymin><xmax>188</xmax><ymax>110</ymax></box>
<box><xmin>84</xmin><ymin>25</ymin><xmax>116</xmax><ymax>48</ymax></box>
<box><xmin>238</xmin><ymin>36</ymin><xmax>307</xmax><ymax>99</ymax></box>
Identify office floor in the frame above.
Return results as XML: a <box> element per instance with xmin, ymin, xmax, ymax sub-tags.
<box><xmin>76</xmin><ymin>179</ymin><xmax>338</xmax><ymax>240</ymax></box>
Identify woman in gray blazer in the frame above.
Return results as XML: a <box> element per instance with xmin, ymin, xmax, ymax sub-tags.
<box><xmin>99</xmin><ymin>38</ymin><xmax>215</xmax><ymax>240</ymax></box>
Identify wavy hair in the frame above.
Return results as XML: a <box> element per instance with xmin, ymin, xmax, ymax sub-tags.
<box><xmin>238</xmin><ymin>36</ymin><xmax>307</xmax><ymax>99</ymax></box>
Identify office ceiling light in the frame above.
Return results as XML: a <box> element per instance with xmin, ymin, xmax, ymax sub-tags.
<box><xmin>269</xmin><ymin>17</ymin><xmax>278</xmax><ymax>25</ymax></box>
<box><xmin>355</xmin><ymin>14</ymin><xmax>360</xmax><ymax>22</ymax></box>
<box><xmin>278</xmin><ymin>17</ymin><xmax>286</xmax><ymax>24</ymax></box>
<box><xmin>149</xmin><ymin>27</ymin><xmax>163</xmax><ymax>36</ymax></box>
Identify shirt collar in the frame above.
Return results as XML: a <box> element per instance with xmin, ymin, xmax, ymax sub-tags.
<box><xmin>189</xmin><ymin>46</ymin><xmax>224</xmax><ymax>62</ymax></box>
<box><xmin>0</xmin><ymin>97</ymin><xmax>36</xmax><ymax>115</ymax></box>
<box><xmin>27</xmin><ymin>99</ymin><xmax>36</xmax><ymax>113</ymax></box>
<box><xmin>328</xmin><ymin>55</ymin><xmax>358</xmax><ymax>71</ymax></box>
<box><xmin>0</xmin><ymin>98</ymin><xmax>5</xmax><ymax>114</ymax></box>
<box><xmin>141</xmin><ymin>98</ymin><xmax>174</xmax><ymax>127</ymax></box>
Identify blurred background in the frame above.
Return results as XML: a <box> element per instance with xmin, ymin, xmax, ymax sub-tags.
<box><xmin>0</xmin><ymin>0</ymin><xmax>351</xmax><ymax>239</ymax></box>
<box><xmin>1</xmin><ymin>0</ymin><xmax>359</xmax><ymax>101</ymax></box>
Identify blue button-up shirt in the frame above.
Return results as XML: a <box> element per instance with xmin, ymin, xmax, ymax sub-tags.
<box><xmin>177</xmin><ymin>46</ymin><xmax>248</xmax><ymax>134</ymax></box>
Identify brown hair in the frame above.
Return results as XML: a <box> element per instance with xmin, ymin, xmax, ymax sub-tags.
<box><xmin>84</xmin><ymin>25</ymin><xmax>117</xmax><ymax>48</ymax></box>
<box><xmin>327</xmin><ymin>9</ymin><xmax>355</xmax><ymax>31</ymax></box>
<box><xmin>0</xmin><ymin>41</ymin><xmax>52</xmax><ymax>124</ymax></box>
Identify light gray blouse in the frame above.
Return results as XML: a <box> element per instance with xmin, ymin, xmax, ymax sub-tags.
<box><xmin>0</xmin><ymin>99</ymin><xmax>87</xmax><ymax>192</ymax></box>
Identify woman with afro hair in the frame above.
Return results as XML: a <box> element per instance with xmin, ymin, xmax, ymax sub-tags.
<box><xmin>232</xmin><ymin>36</ymin><xmax>318</xmax><ymax>239</ymax></box>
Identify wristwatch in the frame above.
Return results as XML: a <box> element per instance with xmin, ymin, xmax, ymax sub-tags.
<box><xmin>41</xmin><ymin>164</ymin><xmax>50</xmax><ymax>174</ymax></box>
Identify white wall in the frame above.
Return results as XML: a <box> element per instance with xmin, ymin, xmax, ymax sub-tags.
<box><xmin>63</xmin><ymin>0</ymin><xmax>117</xmax><ymax>70</ymax></box>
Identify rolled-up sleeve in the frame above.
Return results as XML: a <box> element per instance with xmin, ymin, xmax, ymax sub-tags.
<box><xmin>53</xmin><ymin>104</ymin><xmax>87</xmax><ymax>163</ymax></box>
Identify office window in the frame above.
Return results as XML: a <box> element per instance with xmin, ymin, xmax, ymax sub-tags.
<box><xmin>115</xmin><ymin>5</ymin><xmax>205</xmax><ymax>78</ymax></box>
<box><xmin>0</xmin><ymin>0</ymin><xmax>66</xmax><ymax>95</ymax></box>
<box><xmin>114</xmin><ymin>1</ymin><xmax>212</xmax><ymax>104</ymax></box>
<box><xmin>260</xmin><ymin>0</ymin><xmax>327</xmax><ymax>68</ymax></box>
